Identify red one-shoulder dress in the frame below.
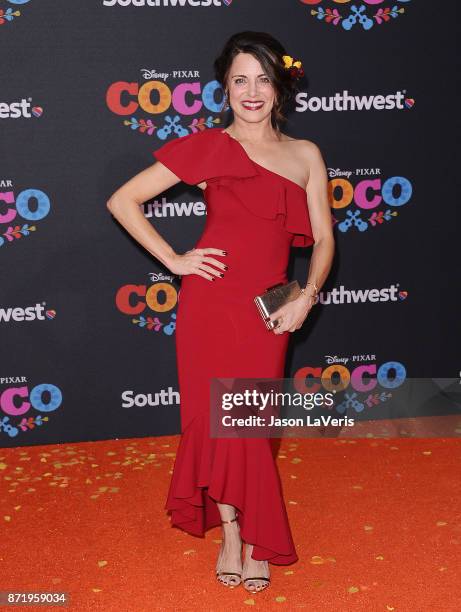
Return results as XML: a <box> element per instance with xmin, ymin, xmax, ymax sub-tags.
<box><xmin>152</xmin><ymin>127</ymin><xmax>315</xmax><ymax>565</ymax></box>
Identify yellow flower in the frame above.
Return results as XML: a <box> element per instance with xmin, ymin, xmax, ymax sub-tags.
<box><xmin>282</xmin><ymin>55</ymin><xmax>302</xmax><ymax>71</ymax></box>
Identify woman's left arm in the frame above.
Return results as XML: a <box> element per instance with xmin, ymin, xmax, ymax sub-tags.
<box><xmin>271</xmin><ymin>141</ymin><xmax>335</xmax><ymax>334</ymax></box>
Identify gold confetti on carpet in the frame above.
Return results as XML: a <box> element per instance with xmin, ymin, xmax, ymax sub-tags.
<box><xmin>0</xmin><ymin>436</ymin><xmax>459</xmax><ymax>611</ymax></box>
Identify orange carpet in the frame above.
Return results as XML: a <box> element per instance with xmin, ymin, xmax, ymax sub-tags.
<box><xmin>1</xmin><ymin>434</ymin><xmax>460</xmax><ymax>612</ymax></box>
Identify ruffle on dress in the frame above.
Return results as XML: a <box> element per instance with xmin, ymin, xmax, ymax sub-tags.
<box><xmin>165</xmin><ymin>411</ymin><xmax>298</xmax><ymax>565</ymax></box>
<box><xmin>152</xmin><ymin>128</ymin><xmax>316</xmax><ymax>248</ymax></box>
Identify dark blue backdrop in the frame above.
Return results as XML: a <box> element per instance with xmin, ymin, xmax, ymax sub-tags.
<box><xmin>0</xmin><ymin>0</ymin><xmax>458</xmax><ymax>447</ymax></box>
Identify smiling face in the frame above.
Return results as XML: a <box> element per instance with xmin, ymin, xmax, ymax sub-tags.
<box><xmin>225</xmin><ymin>52</ymin><xmax>277</xmax><ymax>124</ymax></box>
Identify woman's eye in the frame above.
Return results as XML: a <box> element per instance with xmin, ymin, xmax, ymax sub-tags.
<box><xmin>232</xmin><ymin>76</ymin><xmax>271</xmax><ymax>85</ymax></box>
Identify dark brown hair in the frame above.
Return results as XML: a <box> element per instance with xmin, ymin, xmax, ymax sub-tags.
<box><xmin>213</xmin><ymin>31</ymin><xmax>301</xmax><ymax>130</ymax></box>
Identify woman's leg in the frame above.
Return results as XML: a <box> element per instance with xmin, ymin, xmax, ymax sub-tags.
<box><xmin>216</xmin><ymin>502</ymin><xmax>270</xmax><ymax>591</ymax></box>
<box><xmin>242</xmin><ymin>543</ymin><xmax>270</xmax><ymax>592</ymax></box>
<box><xmin>216</xmin><ymin>502</ymin><xmax>242</xmax><ymax>586</ymax></box>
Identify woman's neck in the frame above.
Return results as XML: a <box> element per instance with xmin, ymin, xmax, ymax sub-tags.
<box><xmin>225</xmin><ymin>120</ymin><xmax>281</xmax><ymax>144</ymax></box>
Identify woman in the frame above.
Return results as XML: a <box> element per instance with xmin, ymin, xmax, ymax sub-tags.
<box><xmin>107</xmin><ymin>31</ymin><xmax>335</xmax><ymax>593</ymax></box>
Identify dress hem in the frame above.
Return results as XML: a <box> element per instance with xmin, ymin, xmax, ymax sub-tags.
<box><xmin>164</xmin><ymin>489</ymin><xmax>299</xmax><ymax>566</ymax></box>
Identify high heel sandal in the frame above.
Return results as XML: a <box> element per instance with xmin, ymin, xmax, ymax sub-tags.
<box><xmin>242</xmin><ymin>574</ymin><xmax>271</xmax><ymax>593</ymax></box>
<box><xmin>215</xmin><ymin>515</ymin><xmax>242</xmax><ymax>587</ymax></box>
<box><xmin>242</xmin><ymin>545</ymin><xmax>271</xmax><ymax>593</ymax></box>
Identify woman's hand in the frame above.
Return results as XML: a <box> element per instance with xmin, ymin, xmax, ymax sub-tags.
<box><xmin>269</xmin><ymin>292</ymin><xmax>317</xmax><ymax>334</ymax></box>
<box><xmin>166</xmin><ymin>247</ymin><xmax>228</xmax><ymax>281</ymax></box>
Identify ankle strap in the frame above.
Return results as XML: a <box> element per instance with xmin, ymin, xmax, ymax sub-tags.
<box><xmin>221</xmin><ymin>515</ymin><xmax>238</xmax><ymax>525</ymax></box>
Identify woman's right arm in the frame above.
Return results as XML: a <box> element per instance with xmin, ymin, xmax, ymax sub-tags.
<box><xmin>106</xmin><ymin>161</ymin><xmax>227</xmax><ymax>280</ymax></box>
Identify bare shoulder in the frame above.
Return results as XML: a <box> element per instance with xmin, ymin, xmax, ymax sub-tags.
<box><xmin>283</xmin><ymin>135</ymin><xmax>324</xmax><ymax>159</ymax></box>
<box><xmin>280</xmin><ymin>135</ymin><xmax>326</xmax><ymax>184</ymax></box>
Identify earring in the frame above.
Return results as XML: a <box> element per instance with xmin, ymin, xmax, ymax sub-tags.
<box><xmin>223</xmin><ymin>91</ymin><xmax>231</xmax><ymax>112</ymax></box>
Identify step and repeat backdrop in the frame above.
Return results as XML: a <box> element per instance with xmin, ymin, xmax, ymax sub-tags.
<box><xmin>1</xmin><ymin>1</ymin><xmax>458</xmax><ymax>447</ymax></box>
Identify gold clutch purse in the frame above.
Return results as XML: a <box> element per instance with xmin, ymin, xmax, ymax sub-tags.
<box><xmin>254</xmin><ymin>280</ymin><xmax>302</xmax><ymax>330</ymax></box>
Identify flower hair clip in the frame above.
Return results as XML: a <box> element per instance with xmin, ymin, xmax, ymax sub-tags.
<box><xmin>282</xmin><ymin>55</ymin><xmax>304</xmax><ymax>80</ymax></box>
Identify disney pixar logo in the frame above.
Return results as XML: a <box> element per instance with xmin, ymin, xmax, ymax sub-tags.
<box><xmin>0</xmin><ymin>181</ymin><xmax>51</xmax><ymax>249</ymax></box>
<box><xmin>327</xmin><ymin>167</ymin><xmax>414</xmax><ymax>235</ymax></box>
<box><xmin>0</xmin><ymin>376</ymin><xmax>63</xmax><ymax>440</ymax></box>
<box><xmin>115</xmin><ymin>273</ymin><xmax>178</xmax><ymax>336</ymax></box>
<box><xmin>0</xmin><ymin>0</ymin><xmax>32</xmax><ymax>27</ymax></box>
<box><xmin>299</xmin><ymin>0</ymin><xmax>412</xmax><ymax>31</ymax></box>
